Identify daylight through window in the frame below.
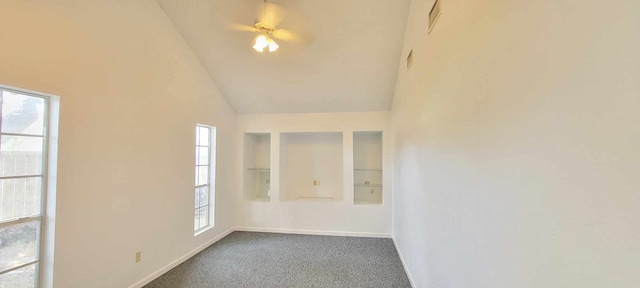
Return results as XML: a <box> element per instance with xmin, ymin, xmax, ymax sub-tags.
<box><xmin>0</xmin><ymin>87</ymin><xmax>52</xmax><ymax>287</ymax></box>
<box><xmin>194</xmin><ymin>125</ymin><xmax>216</xmax><ymax>233</ymax></box>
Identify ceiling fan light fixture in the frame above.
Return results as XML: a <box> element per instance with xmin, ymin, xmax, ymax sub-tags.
<box><xmin>267</xmin><ymin>38</ymin><xmax>279</xmax><ymax>52</ymax></box>
<box><xmin>253</xmin><ymin>34</ymin><xmax>279</xmax><ymax>53</ymax></box>
<box><xmin>253</xmin><ymin>35</ymin><xmax>269</xmax><ymax>52</ymax></box>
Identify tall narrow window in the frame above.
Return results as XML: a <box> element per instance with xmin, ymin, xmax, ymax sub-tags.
<box><xmin>0</xmin><ymin>87</ymin><xmax>55</xmax><ymax>288</ymax></box>
<box><xmin>194</xmin><ymin>125</ymin><xmax>216</xmax><ymax>233</ymax></box>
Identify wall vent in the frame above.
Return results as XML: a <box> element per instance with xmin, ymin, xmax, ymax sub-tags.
<box><xmin>429</xmin><ymin>0</ymin><xmax>442</xmax><ymax>33</ymax></box>
<box><xmin>407</xmin><ymin>50</ymin><xmax>413</xmax><ymax>71</ymax></box>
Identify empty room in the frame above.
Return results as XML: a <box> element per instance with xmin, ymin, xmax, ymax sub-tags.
<box><xmin>0</xmin><ymin>0</ymin><xmax>638</xmax><ymax>287</ymax></box>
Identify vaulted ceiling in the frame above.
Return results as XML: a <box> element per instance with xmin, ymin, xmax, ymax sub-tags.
<box><xmin>158</xmin><ymin>0</ymin><xmax>410</xmax><ymax>114</ymax></box>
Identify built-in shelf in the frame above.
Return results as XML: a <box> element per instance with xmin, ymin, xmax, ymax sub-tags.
<box><xmin>253</xmin><ymin>196</ymin><xmax>270</xmax><ymax>202</ymax></box>
<box><xmin>280</xmin><ymin>132</ymin><xmax>344</xmax><ymax>202</ymax></box>
<box><xmin>241</xmin><ymin>130</ymin><xmax>386</xmax><ymax>206</ymax></box>
<box><xmin>298</xmin><ymin>196</ymin><xmax>335</xmax><ymax>199</ymax></box>
<box><xmin>353</xmin><ymin>131</ymin><xmax>383</xmax><ymax>205</ymax></box>
<box><xmin>354</xmin><ymin>199</ymin><xmax>383</xmax><ymax>205</ymax></box>
<box><xmin>354</xmin><ymin>184</ymin><xmax>383</xmax><ymax>188</ymax></box>
<box><xmin>244</xmin><ymin>133</ymin><xmax>271</xmax><ymax>201</ymax></box>
<box><xmin>293</xmin><ymin>196</ymin><xmax>338</xmax><ymax>203</ymax></box>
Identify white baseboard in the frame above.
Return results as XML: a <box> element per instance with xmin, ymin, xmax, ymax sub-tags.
<box><xmin>234</xmin><ymin>226</ymin><xmax>391</xmax><ymax>238</ymax></box>
<box><xmin>392</xmin><ymin>236</ymin><xmax>416</xmax><ymax>288</ymax></box>
<box><xmin>128</xmin><ymin>228</ymin><xmax>234</xmax><ymax>288</ymax></box>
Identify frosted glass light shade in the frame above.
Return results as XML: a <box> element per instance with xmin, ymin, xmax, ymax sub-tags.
<box><xmin>268</xmin><ymin>39</ymin><xmax>279</xmax><ymax>52</ymax></box>
<box><xmin>253</xmin><ymin>35</ymin><xmax>268</xmax><ymax>52</ymax></box>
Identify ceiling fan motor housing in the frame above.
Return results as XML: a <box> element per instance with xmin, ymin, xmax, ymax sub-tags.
<box><xmin>254</xmin><ymin>22</ymin><xmax>276</xmax><ymax>36</ymax></box>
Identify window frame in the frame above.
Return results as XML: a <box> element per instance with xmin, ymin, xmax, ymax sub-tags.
<box><xmin>194</xmin><ymin>124</ymin><xmax>216</xmax><ymax>235</ymax></box>
<box><xmin>0</xmin><ymin>86</ymin><xmax>53</xmax><ymax>288</ymax></box>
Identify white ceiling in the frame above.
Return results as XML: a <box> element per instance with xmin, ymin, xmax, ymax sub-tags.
<box><xmin>158</xmin><ymin>0</ymin><xmax>410</xmax><ymax>114</ymax></box>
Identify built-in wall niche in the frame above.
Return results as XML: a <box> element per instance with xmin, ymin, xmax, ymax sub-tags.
<box><xmin>244</xmin><ymin>133</ymin><xmax>271</xmax><ymax>201</ymax></box>
<box><xmin>353</xmin><ymin>131</ymin><xmax>383</xmax><ymax>205</ymax></box>
<box><xmin>280</xmin><ymin>132</ymin><xmax>343</xmax><ymax>202</ymax></box>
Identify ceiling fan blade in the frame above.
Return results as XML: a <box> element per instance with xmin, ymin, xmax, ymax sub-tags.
<box><xmin>257</xmin><ymin>2</ymin><xmax>286</xmax><ymax>26</ymax></box>
<box><xmin>228</xmin><ymin>23</ymin><xmax>258</xmax><ymax>32</ymax></box>
<box><xmin>269</xmin><ymin>4</ymin><xmax>315</xmax><ymax>46</ymax></box>
<box><xmin>272</xmin><ymin>29</ymin><xmax>300</xmax><ymax>42</ymax></box>
<box><xmin>273</xmin><ymin>29</ymin><xmax>315</xmax><ymax>47</ymax></box>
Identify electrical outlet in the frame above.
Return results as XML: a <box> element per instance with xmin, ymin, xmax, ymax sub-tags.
<box><xmin>364</xmin><ymin>180</ymin><xmax>371</xmax><ymax>185</ymax></box>
<box><xmin>313</xmin><ymin>180</ymin><xmax>320</xmax><ymax>186</ymax></box>
<box><xmin>135</xmin><ymin>251</ymin><xmax>141</xmax><ymax>263</ymax></box>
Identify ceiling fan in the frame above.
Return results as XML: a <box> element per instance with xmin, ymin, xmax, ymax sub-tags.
<box><xmin>229</xmin><ymin>0</ymin><xmax>311</xmax><ymax>53</ymax></box>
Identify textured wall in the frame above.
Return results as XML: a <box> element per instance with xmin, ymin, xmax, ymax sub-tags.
<box><xmin>0</xmin><ymin>1</ymin><xmax>237</xmax><ymax>287</ymax></box>
<box><xmin>391</xmin><ymin>0</ymin><xmax>640</xmax><ymax>287</ymax></box>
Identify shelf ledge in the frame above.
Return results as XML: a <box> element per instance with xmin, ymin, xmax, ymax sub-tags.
<box><xmin>354</xmin><ymin>184</ymin><xmax>383</xmax><ymax>188</ymax></box>
<box><xmin>354</xmin><ymin>201</ymin><xmax>383</xmax><ymax>205</ymax></box>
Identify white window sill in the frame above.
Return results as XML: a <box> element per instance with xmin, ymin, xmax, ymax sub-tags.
<box><xmin>194</xmin><ymin>225</ymin><xmax>215</xmax><ymax>236</ymax></box>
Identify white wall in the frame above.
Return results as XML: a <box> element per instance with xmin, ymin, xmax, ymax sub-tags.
<box><xmin>236</xmin><ymin>112</ymin><xmax>392</xmax><ymax>236</ymax></box>
<box><xmin>392</xmin><ymin>0</ymin><xmax>640</xmax><ymax>287</ymax></box>
<box><xmin>280</xmin><ymin>132</ymin><xmax>344</xmax><ymax>201</ymax></box>
<box><xmin>244</xmin><ymin>134</ymin><xmax>271</xmax><ymax>170</ymax></box>
<box><xmin>0</xmin><ymin>1</ymin><xmax>237</xmax><ymax>287</ymax></box>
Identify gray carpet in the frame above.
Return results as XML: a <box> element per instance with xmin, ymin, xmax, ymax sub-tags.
<box><xmin>144</xmin><ymin>231</ymin><xmax>411</xmax><ymax>288</ymax></box>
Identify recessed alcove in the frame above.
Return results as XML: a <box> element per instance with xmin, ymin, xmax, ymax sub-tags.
<box><xmin>353</xmin><ymin>131</ymin><xmax>383</xmax><ymax>205</ymax></box>
<box><xmin>279</xmin><ymin>132</ymin><xmax>344</xmax><ymax>202</ymax></box>
<box><xmin>244</xmin><ymin>133</ymin><xmax>271</xmax><ymax>201</ymax></box>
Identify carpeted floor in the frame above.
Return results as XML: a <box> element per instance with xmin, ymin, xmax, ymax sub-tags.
<box><xmin>144</xmin><ymin>231</ymin><xmax>411</xmax><ymax>288</ymax></box>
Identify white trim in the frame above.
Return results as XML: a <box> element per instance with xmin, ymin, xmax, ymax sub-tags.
<box><xmin>392</xmin><ymin>236</ymin><xmax>416</xmax><ymax>288</ymax></box>
<box><xmin>0</xmin><ymin>85</ymin><xmax>59</xmax><ymax>288</ymax></box>
<box><xmin>127</xmin><ymin>228</ymin><xmax>234</xmax><ymax>288</ymax></box>
<box><xmin>0</xmin><ymin>84</ymin><xmax>59</xmax><ymax>99</ymax></box>
<box><xmin>42</xmin><ymin>94</ymin><xmax>60</xmax><ymax>288</ymax></box>
<box><xmin>193</xmin><ymin>224</ymin><xmax>214</xmax><ymax>237</ymax></box>
<box><xmin>234</xmin><ymin>226</ymin><xmax>391</xmax><ymax>238</ymax></box>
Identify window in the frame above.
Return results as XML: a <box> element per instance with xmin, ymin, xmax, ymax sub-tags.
<box><xmin>194</xmin><ymin>125</ymin><xmax>216</xmax><ymax>233</ymax></box>
<box><xmin>0</xmin><ymin>86</ymin><xmax>57</xmax><ymax>288</ymax></box>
